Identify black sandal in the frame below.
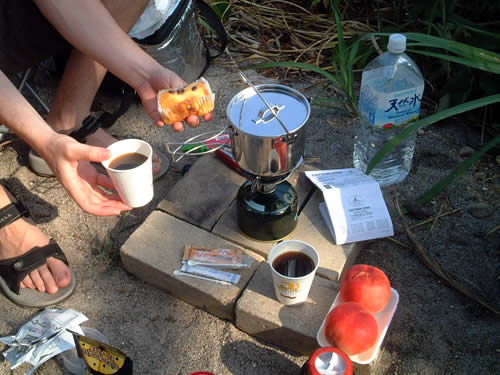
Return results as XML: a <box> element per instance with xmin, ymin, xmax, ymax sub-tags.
<box><xmin>69</xmin><ymin>85</ymin><xmax>137</xmax><ymax>143</ymax></box>
<box><xmin>28</xmin><ymin>85</ymin><xmax>137</xmax><ymax>176</ymax></box>
<box><xmin>0</xmin><ymin>197</ymin><xmax>76</xmax><ymax>308</ymax></box>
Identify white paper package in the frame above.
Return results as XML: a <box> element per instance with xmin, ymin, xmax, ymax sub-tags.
<box><xmin>305</xmin><ymin>169</ymin><xmax>394</xmax><ymax>244</ymax></box>
<box><xmin>0</xmin><ymin>308</ymin><xmax>87</xmax><ymax>375</ymax></box>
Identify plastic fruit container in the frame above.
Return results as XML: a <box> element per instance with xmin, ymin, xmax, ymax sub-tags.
<box><xmin>60</xmin><ymin>327</ymin><xmax>109</xmax><ymax>375</ymax></box>
<box><xmin>316</xmin><ymin>288</ymin><xmax>399</xmax><ymax>364</ymax></box>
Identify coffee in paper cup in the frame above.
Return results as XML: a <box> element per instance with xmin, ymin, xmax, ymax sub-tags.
<box><xmin>102</xmin><ymin>139</ymin><xmax>153</xmax><ymax>208</ymax></box>
<box><xmin>268</xmin><ymin>240</ymin><xmax>320</xmax><ymax>305</ymax></box>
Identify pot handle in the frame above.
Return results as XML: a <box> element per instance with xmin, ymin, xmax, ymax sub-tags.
<box><xmin>271</xmin><ymin>139</ymin><xmax>288</xmax><ymax>172</ymax></box>
<box><xmin>165</xmin><ymin>124</ymin><xmax>233</xmax><ymax>162</ymax></box>
<box><xmin>255</xmin><ymin>105</ymin><xmax>285</xmax><ymax>125</ymax></box>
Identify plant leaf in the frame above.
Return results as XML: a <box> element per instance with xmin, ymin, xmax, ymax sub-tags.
<box><xmin>365</xmin><ymin>94</ymin><xmax>500</xmax><ymax>173</ymax></box>
<box><xmin>448</xmin><ymin>14</ymin><xmax>500</xmax><ymax>40</ymax></box>
<box><xmin>403</xmin><ymin>32</ymin><xmax>500</xmax><ymax>66</ymax></box>
<box><xmin>415</xmin><ymin>135</ymin><xmax>500</xmax><ymax>205</ymax></box>
<box><xmin>363</xmin><ymin>32</ymin><xmax>500</xmax><ymax>66</ymax></box>
<box><xmin>407</xmin><ymin>49</ymin><xmax>500</xmax><ymax>74</ymax></box>
<box><xmin>334</xmin><ymin>8</ymin><xmax>347</xmax><ymax>67</ymax></box>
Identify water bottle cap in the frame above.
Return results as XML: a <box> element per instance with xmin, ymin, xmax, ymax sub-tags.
<box><xmin>388</xmin><ymin>34</ymin><xmax>406</xmax><ymax>53</ymax></box>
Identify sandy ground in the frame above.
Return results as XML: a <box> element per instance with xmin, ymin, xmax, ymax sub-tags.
<box><xmin>0</xmin><ymin>61</ymin><xmax>499</xmax><ymax>375</ymax></box>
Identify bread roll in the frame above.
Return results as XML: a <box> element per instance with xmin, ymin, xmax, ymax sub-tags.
<box><xmin>157</xmin><ymin>77</ymin><xmax>215</xmax><ymax>124</ymax></box>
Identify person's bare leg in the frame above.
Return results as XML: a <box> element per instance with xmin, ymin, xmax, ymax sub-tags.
<box><xmin>46</xmin><ymin>0</ymin><xmax>161</xmax><ymax>171</ymax></box>
<box><xmin>0</xmin><ymin>185</ymin><xmax>71</xmax><ymax>294</ymax></box>
<box><xmin>5</xmin><ymin>1</ymin><xmax>148</xmax><ymax>295</ymax></box>
<box><xmin>45</xmin><ymin>51</ymin><xmax>106</xmax><ymax>136</ymax></box>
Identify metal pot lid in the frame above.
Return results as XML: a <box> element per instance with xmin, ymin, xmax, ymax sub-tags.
<box><xmin>227</xmin><ymin>84</ymin><xmax>310</xmax><ymax>137</ymax></box>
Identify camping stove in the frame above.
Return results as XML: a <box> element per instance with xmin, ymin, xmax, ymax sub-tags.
<box><xmin>236</xmin><ymin>171</ymin><xmax>298</xmax><ymax>242</ymax></box>
<box><xmin>168</xmin><ymin>81</ymin><xmax>311</xmax><ymax>242</ymax></box>
<box><xmin>225</xmin><ymin>82</ymin><xmax>310</xmax><ymax>242</ymax></box>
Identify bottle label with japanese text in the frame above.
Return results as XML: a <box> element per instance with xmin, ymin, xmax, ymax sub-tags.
<box><xmin>359</xmin><ymin>67</ymin><xmax>424</xmax><ymax>129</ymax></box>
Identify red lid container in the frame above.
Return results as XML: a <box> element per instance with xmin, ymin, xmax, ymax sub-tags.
<box><xmin>307</xmin><ymin>347</ymin><xmax>353</xmax><ymax>375</ymax></box>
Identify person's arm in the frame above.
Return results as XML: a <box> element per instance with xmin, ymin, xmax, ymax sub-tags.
<box><xmin>0</xmin><ymin>75</ymin><xmax>56</xmax><ymax>156</ymax></box>
<box><xmin>0</xmin><ymin>70</ymin><xmax>130</xmax><ymax>216</ymax></box>
<box><xmin>33</xmin><ymin>0</ymin><xmax>212</xmax><ymax>131</ymax></box>
<box><xmin>34</xmin><ymin>0</ymin><xmax>157</xmax><ymax>91</ymax></box>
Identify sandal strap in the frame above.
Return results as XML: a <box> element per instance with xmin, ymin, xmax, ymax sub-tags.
<box><xmin>69</xmin><ymin>85</ymin><xmax>136</xmax><ymax>143</ymax></box>
<box><xmin>69</xmin><ymin>114</ymin><xmax>102</xmax><ymax>143</ymax></box>
<box><xmin>98</xmin><ymin>85</ymin><xmax>136</xmax><ymax>129</ymax></box>
<box><xmin>0</xmin><ymin>201</ymin><xmax>29</xmax><ymax>230</ymax></box>
<box><xmin>0</xmin><ymin>239</ymin><xmax>68</xmax><ymax>294</ymax></box>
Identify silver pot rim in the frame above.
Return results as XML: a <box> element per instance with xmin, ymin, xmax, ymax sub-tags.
<box><xmin>226</xmin><ymin>83</ymin><xmax>310</xmax><ymax>138</ymax></box>
<box><xmin>226</xmin><ymin>83</ymin><xmax>310</xmax><ymax>177</ymax></box>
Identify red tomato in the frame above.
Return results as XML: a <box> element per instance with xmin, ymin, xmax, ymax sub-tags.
<box><xmin>324</xmin><ymin>302</ymin><xmax>378</xmax><ymax>355</ymax></box>
<box><xmin>340</xmin><ymin>264</ymin><xmax>391</xmax><ymax>313</ymax></box>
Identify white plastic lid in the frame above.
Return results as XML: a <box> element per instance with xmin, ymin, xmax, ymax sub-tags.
<box><xmin>387</xmin><ymin>34</ymin><xmax>406</xmax><ymax>53</ymax></box>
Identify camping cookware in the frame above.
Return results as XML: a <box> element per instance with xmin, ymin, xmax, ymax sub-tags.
<box><xmin>226</xmin><ymin>83</ymin><xmax>310</xmax><ymax>178</ymax></box>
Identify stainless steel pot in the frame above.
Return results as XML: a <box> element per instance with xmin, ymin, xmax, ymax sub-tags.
<box><xmin>226</xmin><ymin>84</ymin><xmax>310</xmax><ymax>177</ymax></box>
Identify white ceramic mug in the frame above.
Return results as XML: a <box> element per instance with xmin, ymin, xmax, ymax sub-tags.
<box><xmin>268</xmin><ymin>240</ymin><xmax>320</xmax><ymax>305</ymax></box>
<box><xmin>101</xmin><ymin>139</ymin><xmax>153</xmax><ymax>208</ymax></box>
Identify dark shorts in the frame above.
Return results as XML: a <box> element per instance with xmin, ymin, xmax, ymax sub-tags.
<box><xmin>0</xmin><ymin>0</ymin><xmax>70</xmax><ymax>75</ymax></box>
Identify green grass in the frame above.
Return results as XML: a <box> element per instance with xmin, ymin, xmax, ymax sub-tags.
<box><xmin>207</xmin><ymin>0</ymin><xmax>499</xmax><ymax>207</ymax></box>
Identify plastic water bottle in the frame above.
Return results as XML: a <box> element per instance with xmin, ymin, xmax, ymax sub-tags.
<box><xmin>353</xmin><ymin>34</ymin><xmax>424</xmax><ymax>186</ymax></box>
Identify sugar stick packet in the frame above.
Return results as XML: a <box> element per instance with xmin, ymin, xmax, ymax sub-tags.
<box><xmin>180</xmin><ymin>263</ymin><xmax>241</xmax><ymax>284</ymax></box>
<box><xmin>183</xmin><ymin>246</ymin><xmax>249</xmax><ymax>269</ymax></box>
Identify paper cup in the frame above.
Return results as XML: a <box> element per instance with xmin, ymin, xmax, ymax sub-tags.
<box><xmin>268</xmin><ymin>240</ymin><xmax>320</xmax><ymax>305</ymax></box>
<box><xmin>101</xmin><ymin>139</ymin><xmax>153</xmax><ymax>208</ymax></box>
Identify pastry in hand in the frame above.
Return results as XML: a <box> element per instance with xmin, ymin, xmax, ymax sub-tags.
<box><xmin>157</xmin><ymin>77</ymin><xmax>215</xmax><ymax>124</ymax></box>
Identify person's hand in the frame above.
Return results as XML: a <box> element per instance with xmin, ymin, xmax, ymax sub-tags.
<box><xmin>32</xmin><ymin>0</ymin><xmax>212</xmax><ymax>132</ymax></box>
<box><xmin>135</xmin><ymin>66</ymin><xmax>213</xmax><ymax>132</ymax></box>
<box><xmin>38</xmin><ymin>133</ymin><xmax>131</xmax><ymax>216</ymax></box>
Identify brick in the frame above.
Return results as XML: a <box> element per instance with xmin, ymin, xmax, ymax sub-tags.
<box><xmin>212</xmin><ymin>167</ymin><xmax>318</xmax><ymax>258</ymax></box>
<box><xmin>214</xmin><ymin>181</ymin><xmax>360</xmax><ymax>281</ymax></box>
<box><xmin>121</xmin><ymin>210</ymin><xmax>262</xmax><ymax>321</ymax></box>
<box><xmin>288</xmin><ymin>166</ymin><xmax>318</xmax><ymax>210</ymax></box>
<box><xmin>157</xmin><ymin>155</ymin><xmax>246</xmax><ymax>231</ymax></box>
<box><xmin>286</xmin><ymin>189</ymin><xmax>361</xmax><ymax>281</ymax></box>
<box><xmin>212</xmin><ymin>200</ymin><xmax>275</xmax><ymax>257</ymax></box>
<box><xmin>235</xmin><ymin>262</ymin><xmax>339</xmax><ymax>356</ymax></box>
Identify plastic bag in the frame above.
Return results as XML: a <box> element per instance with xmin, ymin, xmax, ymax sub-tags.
<box><xmin>136</xmin><ymin>0</ymin><xmax>207</xmax><ymax>82</ymax></box>
<box><xmin>0</xmin><ymin>308</ymin><xmax>87</xmax><ymax>375</ymax></box>
<box><xmin>129</xmin><ymin>0</ymin><xmax>175</xmax><ymax>40</ymax></box>
<box><xmin>133</xmin><ymin>0</ymin><xmax>227</xmax><ymax>82</ymax></box>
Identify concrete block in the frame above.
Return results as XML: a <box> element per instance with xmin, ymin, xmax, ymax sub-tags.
<box><xmin>211</xmin><ymin>167</ymin><xmax>319</xmax><ymax>258</ymax></box>
<box><xmin>235</xmin><ymin>262</ymin><xmax>339</xmax><ymax>356</ymax></box>
<box><xmin>158</xmin><ymin>154</ymin><xmax>246</xmax><ymax>231</ymax></box>
<box><xmin>287</xmin><ymin>190</ymin><xmax>361</xmax><ymax>281</ymax></box>
<box><xmin>121</xmin><ymin>210</ymin><xmax>262</xmax><ymax>321</ymax></box>
<box><xmin>288</xmin><ymin>168</ymin><xmax>317</xmax><ymax>210</ymax></box>
<box><xmin>214</xmin><ymin>188</ymin><xmax>360</xmax><ymax>281</ymax></box>
<box><xmin>212</xmin><ymin>200</ymin><xmax>275</xmax><ymax>257</ymax></box>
